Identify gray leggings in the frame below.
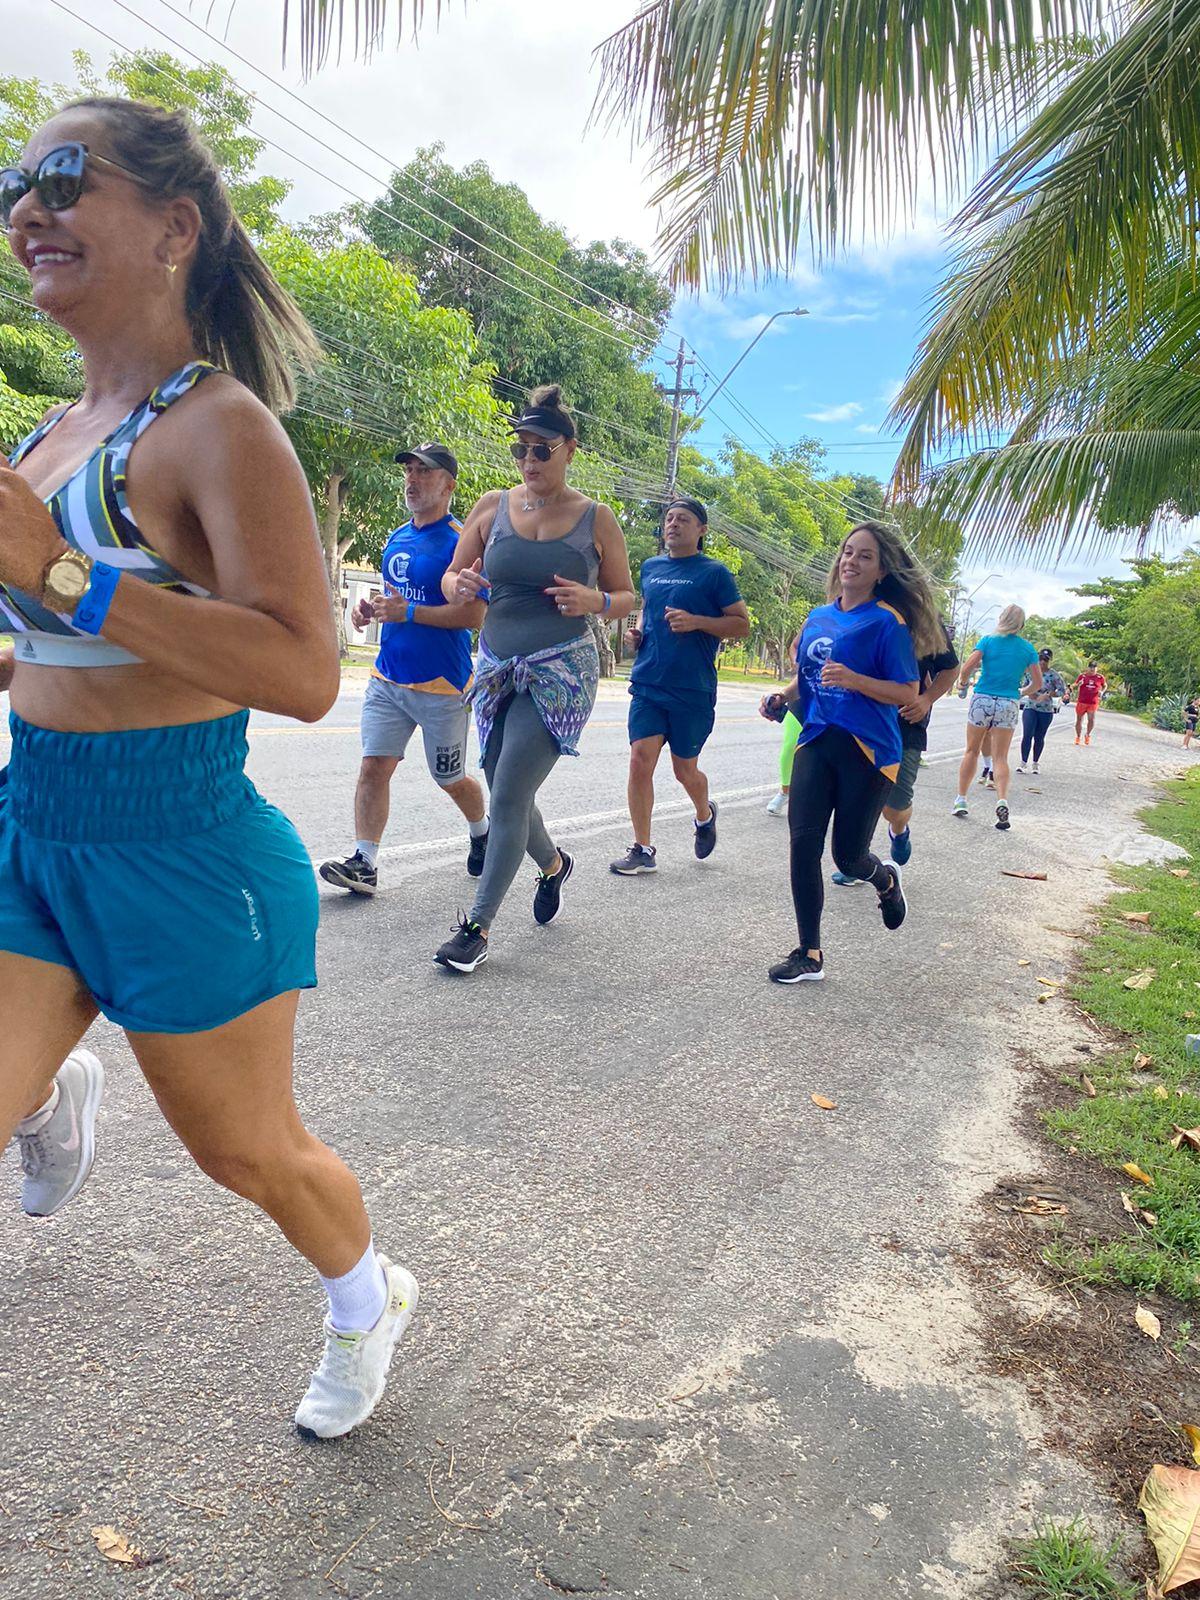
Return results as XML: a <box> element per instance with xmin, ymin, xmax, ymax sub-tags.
<box><xmin>470</xmin><ymin>692</ymin><xmax>562</xmax><ymax>928</ymax></box>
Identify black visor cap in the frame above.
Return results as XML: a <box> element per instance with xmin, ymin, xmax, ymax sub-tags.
<box><xmin>395</xmin><ymin>441</ymin><xmax>459</xmax><ymax>476</ymax></box>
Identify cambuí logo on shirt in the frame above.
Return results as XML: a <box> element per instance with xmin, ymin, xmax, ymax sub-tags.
<box><xmin>803</xmin><ymin>635</ymin><xmax>843</xmax><ymax>697</ymax></box>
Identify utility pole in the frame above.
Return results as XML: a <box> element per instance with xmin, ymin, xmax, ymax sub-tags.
<box><xmin>663</xmin><ymin>339</ymin><xmax>698</xmax><ymax>495</ymax></box>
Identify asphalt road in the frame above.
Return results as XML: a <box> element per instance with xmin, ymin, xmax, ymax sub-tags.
<box><xmin>0</xmin><ymin>688</ymin><xmax>1188</xmax><ymax>1598</ymax></box>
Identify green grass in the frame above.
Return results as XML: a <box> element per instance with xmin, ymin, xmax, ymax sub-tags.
<box><xmin>1009</xmin><ymin>1520</ymin><xmax>1137</xmax><ymax>1600</ymax></box>
<box><xmin>1045</xmin><ymin>767</ymin><xmax>1200</xmax><ymax>1300</ymax></box>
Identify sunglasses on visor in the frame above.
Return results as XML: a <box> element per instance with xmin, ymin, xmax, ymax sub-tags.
<box><xmin>510</xmin><ymin>440</ymin><xmax>564</xmax><ymax>463</ymax></box>
<box><xmin>0</xmin><ymin>142</ymin><xmax>147</xmax><ymax>229</ymax></box>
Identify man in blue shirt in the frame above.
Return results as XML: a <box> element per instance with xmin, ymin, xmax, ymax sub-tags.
<box><xmin>611</xmin><ymin>499</ymin><xmax>749</xmax><ymax>874</ymax></box>
<box><xmin>320</xmin><ymin>442</ymin><xmax>489</xmax><ymax>895</ymax></box>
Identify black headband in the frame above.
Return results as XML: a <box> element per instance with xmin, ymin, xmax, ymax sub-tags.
<box><xmin>665</xmin><ymin>497</ymin><xmax>708</xmax><ymax>526</ymax></box>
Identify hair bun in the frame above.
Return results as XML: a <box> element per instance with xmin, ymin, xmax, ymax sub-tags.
<box><xmin>530</xmin><ymin>383</ymin><xmax>565</xmax><ymax>410</ymax></box>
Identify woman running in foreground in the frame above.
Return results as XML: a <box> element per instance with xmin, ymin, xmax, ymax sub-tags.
<box><xmin>761</xmin><ymin>521</ymin><xmax>943</xmax><ymax>984</ymax></box>
<box><xmin>0</xmin><ymin>98</ymin><xmax>413</xmax><ymax>1439</ymax></box>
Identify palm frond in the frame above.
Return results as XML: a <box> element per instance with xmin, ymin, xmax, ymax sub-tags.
<box><xmin>911</xmin><ymin>428</ymin><xmax>1200</xmax><ymax>561</ymax></box>
<box><xmin>594</xmin><ymin>0</ymin><xmax>1109</xmax><ymax>285</ymax></box>
<box><xmin>277</xmin><ymin>1</ymin><xmax>449</xmax><ymax>74</ymax></box>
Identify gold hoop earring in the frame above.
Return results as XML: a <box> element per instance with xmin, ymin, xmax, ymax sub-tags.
<box><xmin>165</xmin><ymin>261</ymin><xmax>178</xmax><ymax>275</ymax></box>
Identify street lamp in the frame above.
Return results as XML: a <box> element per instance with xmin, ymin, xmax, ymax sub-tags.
<box><xmin>693</xmin><ymin>306</ymin><xmax>809</xmax><ymax>422</ymax></box>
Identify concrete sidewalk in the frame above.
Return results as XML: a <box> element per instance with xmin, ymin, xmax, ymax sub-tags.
<box><xmin>0</xmin><ymin>712</ymin><xmax>1192</xmax><ymax>1599</ymax></box>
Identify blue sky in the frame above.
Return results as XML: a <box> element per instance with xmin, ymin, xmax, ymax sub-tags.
<box><xmin>5</xmin><ymin>0</ymin><xmax>1176</xmax><ymax>619</ymax></box>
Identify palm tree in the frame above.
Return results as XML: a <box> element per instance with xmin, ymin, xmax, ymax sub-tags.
<box><xmin>278</xmin><ymin>1</ymin><xmax>1200</xmax><ymax>554</ymax></box>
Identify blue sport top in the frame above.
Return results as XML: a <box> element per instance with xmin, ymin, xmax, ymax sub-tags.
<box><xmin>792</xmin><ymin>597</ymin><xmax>919</xmax><ymax>779</ymax></box>
<box><xmin>631</xmin><ymin>552</ymin><xmax>742</xmax><ymax>705</ymax></box>
<box><xmin>374</xmin><ymin>515</ymin><xmax>472</xmax><ymax>695</ymax></box>
<box><xmin>974</xmin><ymin>633</ymin><xmax>1039</xmax><ymax>699</ymax></box>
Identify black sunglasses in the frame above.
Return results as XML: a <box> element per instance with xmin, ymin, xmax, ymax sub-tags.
<box><xmin>510</xmin><ymin>440</ymin><xmax>564</xmax><ymax>463</ymax></box>
<box><xmin>0</xmin><ymin>142</ymin><xmax>147</xmax><ymax>229</ymax></box>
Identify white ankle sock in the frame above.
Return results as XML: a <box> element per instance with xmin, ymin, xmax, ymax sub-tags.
<box><xmin>355</xmin><ymin>840</ymin><xmax>379</xmax><ymax>868</ymax></box>
<box><xmin>321</xmin><ymin>1241</ymin><xmax>388</xmax><ymax>1333</ymax></box>
<box><xmin>15</xmin><ymin>1082</ymin><xmax>61</xmax><ymax>1135</ymax></box>
<box><xmin>468</xmin><ymin>814</ymin><xmax>489</xmax><ymax>839</ymax></box>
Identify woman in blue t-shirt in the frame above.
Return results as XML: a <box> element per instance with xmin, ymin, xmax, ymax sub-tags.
<box><xmin>760</xmin><ymin>521</ymin><xmax>944</xmax><ymax>984</ymax></box>
<box><xmin>953</xmin><ymin>605</ymin><xmax>1041</xmax><ymax>830</ymax></box>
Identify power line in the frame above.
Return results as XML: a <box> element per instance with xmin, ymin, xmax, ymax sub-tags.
<box><xmin>150</xmin><ymin>0</ymin><xmax>681</xmax><ymax>351</ymax></box>
<box><xmin>47</xmin><ymin>0</ymin><xmax>667</xmax><ymax>365</ymax></box>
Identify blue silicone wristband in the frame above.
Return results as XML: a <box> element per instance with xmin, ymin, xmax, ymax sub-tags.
<box><xmin>602</xmin><ymin>591</ymin><xmax>612</xmax><ymax>613</ymax></box>
<box><xmin>406</xmin><ymin>599</ymin><xmax>416</xmax><ymax>623</ymax></box>
<box><xmin>72</xmin><ymin>562</ymin><xmax>121</xmax><ymax>635</ymax></box>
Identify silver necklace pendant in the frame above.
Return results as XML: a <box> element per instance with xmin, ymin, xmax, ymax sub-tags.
<box><xmin>521</xmin><ymin>495</ymin><xmax>547</xmax><ymax>512</ymax></box>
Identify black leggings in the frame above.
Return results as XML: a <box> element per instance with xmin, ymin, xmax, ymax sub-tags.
<box><xmin>1020</xmin><ymin>706</ymin><xmax>1053</xmax><ymax>764</ymax></box>
<box><xmin>788</xmin><ymin>727</ymin><xmax>894</xmax><ymax>951</ymax></box>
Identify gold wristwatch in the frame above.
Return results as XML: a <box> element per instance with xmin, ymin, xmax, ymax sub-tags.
<box><xmin>41</xmin><ymin>548</ymin><xmax>94</xmax><ymax>614</ymax></box>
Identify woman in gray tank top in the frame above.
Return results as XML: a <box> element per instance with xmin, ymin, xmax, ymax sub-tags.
<box><xmin>434</xmin><ymin>385</ymin><xmax>635</xmax><ymax>974</ymax></box>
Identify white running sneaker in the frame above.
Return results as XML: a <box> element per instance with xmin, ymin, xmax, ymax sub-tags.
<box><xmin>1016</xmin><ymin>764</ymin><xmax>1027</xmax><ymax>774</ymax></box>
<box><xmin>1031</xmin><ymin>762</ymin><xmax>1040</xmax><ymax>775</ymax></box>
<box><xmin>295</xmin><ymin>1256</ymin><xmax>419</xmax><ymax>1439</ymax></box>
<box><xmin>765</xmin><ymin>791</ymin><xmax>788</xmax><ymax>816</ymax></box>
<box><xmin>18</xmin><ymin>1050</ymin><xmax>105</xmax><ymax>1217</ymax></box>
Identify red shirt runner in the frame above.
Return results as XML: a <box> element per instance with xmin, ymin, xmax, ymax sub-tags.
<box><xmin>1074</xmin><ymin>671</ymin><xmax>1107</xmax><ymax>706</ymax></box>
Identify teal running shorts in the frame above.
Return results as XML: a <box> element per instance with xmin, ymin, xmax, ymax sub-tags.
<box><xmin>0</xmin><ymin>711</ymin><xmax>317</xmax><ymax>1034</ymax></box>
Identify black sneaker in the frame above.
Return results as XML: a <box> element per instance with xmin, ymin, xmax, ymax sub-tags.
<box><xmin>610</xmin><ymin>844</ymin><xmax>657</xmax><ymax>876</ymax></box>
<box><xmin>319</xmin><ymin>852</ymin><xmax>378</xmax><ymax>896</ymax></box>
<box><xmin>694</xmin><ymin>801</ymin><xmax>718</xmax><ymax>860</ymax></box>
<box><xmin>533</xmin><ymin>849</ymin><xmax>573</xmax><ymax>925</ymax></box>
<box><xmin>995</xmin><ymin>802</ymin><xmax>1010</xmax><ymax>831</ymax></box>
<box><xmin>768</xmin><ymin>949</ymin><xmax>825</xmax><ymax>984</ymax></box>
<box><xmin>877</xmin><ymin>864</ymin><xmax>907</xmax><ymax>931</ymax></box>
<box><xmin>466</xmin><ymin>828</ymin><xmax>489</xmax><ymax>878</ymax></box>
<box><xmin>434</xmin><ymin>916</ymin><xmax>488</xmax><ymax>973</ymax></box>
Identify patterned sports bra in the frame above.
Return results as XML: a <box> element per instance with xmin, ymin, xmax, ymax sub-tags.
<box><xmin>1</xmin><ymin>358</ymin><xmax>217</xmax><ymax>667</ymax></box>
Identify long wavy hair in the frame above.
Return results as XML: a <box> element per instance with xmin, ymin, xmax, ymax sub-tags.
<box><xmin>826</xmin><ymin>521</ymin><xmax>946</xmax><ymax>657</ymax></box>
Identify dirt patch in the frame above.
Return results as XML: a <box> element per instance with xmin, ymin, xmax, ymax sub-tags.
<box><xmin>965</xmin><ymin>1038</ymin><xmax>1200</xmax><ymax>1587</ymax></box>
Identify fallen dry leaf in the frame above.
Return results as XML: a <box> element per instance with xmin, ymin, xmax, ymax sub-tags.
<box><xmin>1171</xmin><ymin>868</ymin><xmax>1192</xmax><ymax>878</ymax></box>
<box><xmin>1018</xmin><ymin>959</ymin><xmax>1032</xmax><ymax>967</ymax></box>
<box><xmin>1137</xmin><ymin>1305</ymin><xmax>1163</xmax><ymax>1340</ymax></box>
<box><xmin>1144</xmin><ymin>1211</ymin><xmax>1160</xmax><ymax>1226</ymax></box>
<box><xmin>1136</xmin><ymin>1052</ymin><xmax>1155</xmax><ymax>1069</ymax></box>
<box><xmin>1122</xmin><ymin>1190</ymin><xmax>1139</xmax><ymax>1214</ymax></box>
<box><xmin>1182</xmin><ymin>1425</ymin><xmax>1200</xmax><ymax>1467</ymax></box>
<box><xmin>1001</xmin><ymin>869</ymin><xmax>1048</xmax><ymax>881</ymax></box>
<box><xmin>1124</xmin><ymin>910</ymin><xmax>1153</xmax><ymax>924</ymax></box>
<box><xmin>1037</xmin><ymin>976</ymin><xmax>1063</xmax><ymax>987</ymax></box>
<box><xmin>1140</xmin><ymin>1464</ymin><xmax>1200</xmax><ymax>1591</ymax></box>
<box><xmin>1124</xmin><ymin>1162</ymin><xmax>1156</xmax><ymax>1186</ymax></box>
<box><xmin>1016</xmin><ymin>1195</ymin><xmax>1068</xmax><ymax>1216</ymax></box>
<box><xmin>91</xmin><ymin>1527</ymin><xmax>140</xmax><ymax>1566</ymax></box>
<box><xmin>1125</xmin><ymin>969</ymin><xmax>1157</xmax><ymax>990</ymax></box>
<box><xmin>1171</xmin><ymin>1127</ymin><xmax>1200</xmax><ymax>1154</ymax></box>
<box><xmin>1037</xmin><ymin>992</ymin><xmax>1054</xmax><ymax>1004</ymax></box>
<box><xmin>810</xmin><ymin>1094</ymin><xmax>837</xmax><ymax>1111</ymax></box>
<box><xmin>1081</xmin><ymin>1074</ymin><xmax>1098</xmax><ymax>1098</ymax></box>
<box><xmin>1155</xmin><ymin>1086</ymin><xmax>1171</xmax><ymax>1100</ymax></box>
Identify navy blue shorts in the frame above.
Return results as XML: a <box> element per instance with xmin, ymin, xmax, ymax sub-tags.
<box><xmin>0</xmin><ymin>711</ymin><xmax>317</xmax><ymax>1034</ymax></box>
<box><xmin>627</xmin><ymin>690</ymin><xmax>715</xmax><ymax>760</ymax></box>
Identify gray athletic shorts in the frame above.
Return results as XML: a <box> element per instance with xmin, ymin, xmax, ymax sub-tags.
<box><xmin>888</xmin><ymin>744</ymin><xmax>923</xmax><ymax>813</ymax></box>
<box><xmin>967</xmin><ymin>692</ymin><xmax>1019</xmax><ymax>731</ymax></box>
<box><xmin>361</xmin><ymin>677</ymin><xmax>470</xmax><ymax>786</ymax></box>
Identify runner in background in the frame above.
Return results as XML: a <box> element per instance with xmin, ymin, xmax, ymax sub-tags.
<box><xmin>319</xmin><ymin>443</ymin><xmax>488</xmax><ymax>896</ymax></box>
<box><xmin>611</xmin><ymin>498</ymin><xmax>749</xmax><ymax>875</ymax></box>
<box><xmin>1072</xmin><ymin>661</ymin><xmax>1108</xmax><ymax>744</ymax></box>
<box><xmin>1016</xmin><ymin>648</ymin><xmax>1068</xmax><ymax>775</ymax></box>
<box><xmin>766</xmin><ymin>633</ymin><xmax>801</xmax><ymax>816</ymax></box>
<box><xmin>953</xmin><ymin>606</ymin><xmax>1042</xmax><ymax>829</ymax></box>
<box><xmin>1184</xmin><ymin>693</ymin><xmax>1199</xmax><ymax>751</ymax></box>
<box><xmin>831</xmin><ymin>628</ymin><xmax>958</xmax><ymax>884</ymax></box>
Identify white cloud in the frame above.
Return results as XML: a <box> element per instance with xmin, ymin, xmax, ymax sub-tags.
<box><xmin>805</xmin><ymin>401</ymin><xmax>864</xmax><ymax>423</ymax></box>
<box><xmin>855</xmin><ymin>421</ymin><xmax>882</xmax><ymax>434</ymax></box>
